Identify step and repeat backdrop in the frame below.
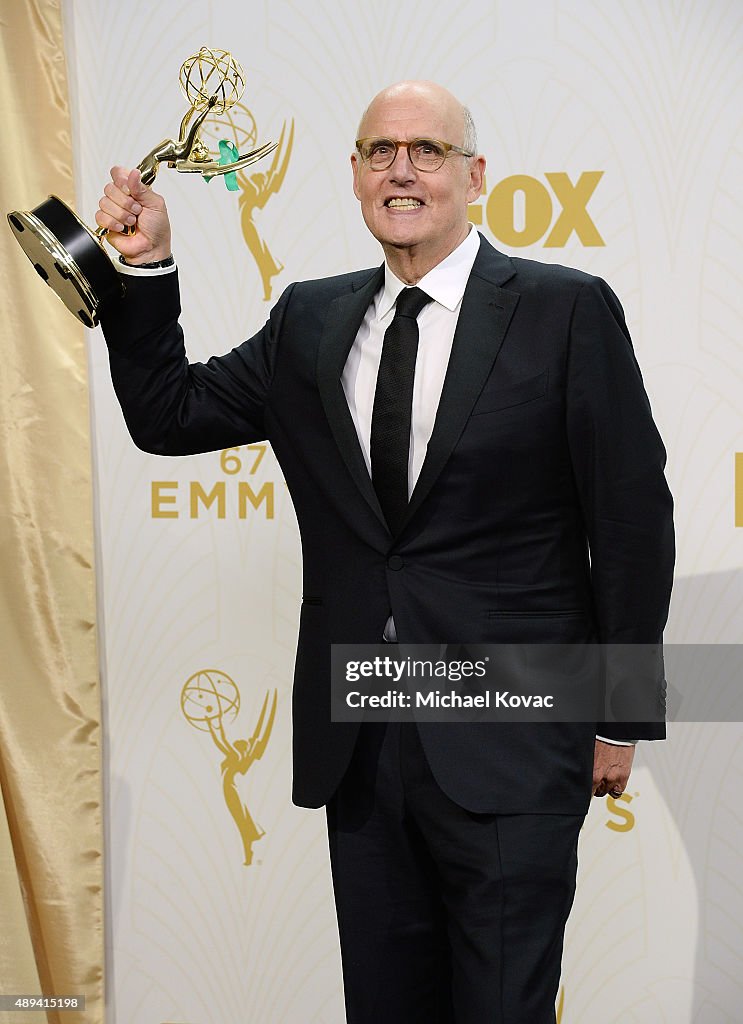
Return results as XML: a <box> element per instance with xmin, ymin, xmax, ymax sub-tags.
<box><xmin>62</xmin><ymin>1</ymin><xmax>742</xmax><ymax>1021</ymax></box>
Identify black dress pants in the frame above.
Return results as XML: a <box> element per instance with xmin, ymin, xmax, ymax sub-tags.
<box><xmin>326</xmin><ymin>721</ymin><xmax>583</xmax><ymax>1024</ymax></box>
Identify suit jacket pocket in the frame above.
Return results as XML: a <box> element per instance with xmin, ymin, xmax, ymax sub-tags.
<box><xmin>484</xmin><ymin>608</ymin><xmax>595</xmax><ymax>644</ymax></box>
<box><xmin>471</xmin><ymin>369</ymin><xmax>548</xmax><ymax>415</ymax></box>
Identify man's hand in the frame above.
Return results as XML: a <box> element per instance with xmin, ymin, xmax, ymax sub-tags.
<box><xmin>95</xmin><ymin>166</ymin><xmax>172</xmax><ymax>264</ymax></box>
<box><xmin>592</xmin><ymin>739</ymin><xmax>635</xmax><ymax>798</ymax></box>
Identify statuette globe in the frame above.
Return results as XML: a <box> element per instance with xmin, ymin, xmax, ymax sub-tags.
<box><xmin>179</xmin><ymin>47</ymin><xmax>246</xmax><ymax>114</ymax></box>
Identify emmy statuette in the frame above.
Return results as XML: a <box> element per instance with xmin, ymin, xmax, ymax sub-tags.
<box><xmin>7</xmin><ymin>47</ymin><xmax>277</xmax><ymax>327</ymax></box>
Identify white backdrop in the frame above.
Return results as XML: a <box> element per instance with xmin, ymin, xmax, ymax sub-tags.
<box><xmin>62</xmin><ymin>1</ymin><xmax>743</xmax><ymax>1021</ymax></box>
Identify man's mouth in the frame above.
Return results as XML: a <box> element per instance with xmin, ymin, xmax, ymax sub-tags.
<box><xmin>385</xmin><ymin>198</ymin><xmax>423</xmax><ymax>209</ymax></box>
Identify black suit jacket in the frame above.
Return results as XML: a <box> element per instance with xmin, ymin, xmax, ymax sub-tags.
<box><xmin>103</xmin><ymin>234</ymin><xmax>674</xmax><ymax>814</ymax></box>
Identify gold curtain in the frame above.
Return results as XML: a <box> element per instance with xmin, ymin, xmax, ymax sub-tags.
<box><xmin>0</xmin><ymin>2</ymin><xmax>103</xmax><ymax>1023</ymax></box>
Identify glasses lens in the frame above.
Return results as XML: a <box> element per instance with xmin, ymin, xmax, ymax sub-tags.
<box><xmin>361</xmin><ymin>139</ymin><xmax>397</xmax><ymax>169</ymax></box>
<box><xmin>409</xmin><ymin>140</ymin><xmax>447</xmax><ymax>170</ymax></box>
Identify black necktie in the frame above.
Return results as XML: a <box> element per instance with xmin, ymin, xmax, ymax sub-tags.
<box><xmin>370</xmin><ymin>286</ymin><xmax>432</xmax><ymax>534</ymax></box>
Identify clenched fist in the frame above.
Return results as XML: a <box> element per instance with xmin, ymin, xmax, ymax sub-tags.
<box><xmin>96</xmin><ymin>166</ymin><xmax>172</xmax><ymax>265</ymax></box>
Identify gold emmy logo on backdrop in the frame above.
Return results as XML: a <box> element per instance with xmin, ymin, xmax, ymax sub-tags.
<box><xmin>606</xmin><ymin>792</ymin><xmax>636</xmax><ymax>832</ymax></box>
<box><xmin>203</xmin><ymin>105</ymin><xmax>294</xmax><ymax>300</ymax></box>
<box><xmin>181</xmin><ymin>669</ymin><xmax>277</xmax><ymax>865</ymax></box>
<box><xmin>7</xmin><ymin>46</ymin><xmax>279</xmax><ymax>327</ymax></box>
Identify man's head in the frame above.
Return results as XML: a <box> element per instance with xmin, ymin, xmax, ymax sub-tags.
<box><xmin>351</xmin><ymin>81</ymin><xmax>485</xmax><ymax>280</ymax></box>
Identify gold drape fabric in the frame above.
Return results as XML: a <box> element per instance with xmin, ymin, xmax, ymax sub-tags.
<box><xmin>0</xmin><ymin>3</ymin><xmax>103</xmax><ymax>1023</ymax></box>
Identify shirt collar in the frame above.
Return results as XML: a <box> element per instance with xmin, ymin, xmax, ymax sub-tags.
<box><xmin>378</xmin><ymin>226</ymin><xmax>481</xmax><ymax>320</ymax></box>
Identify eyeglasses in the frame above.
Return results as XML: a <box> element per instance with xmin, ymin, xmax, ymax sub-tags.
<box><xmin>355</xmin><ymin>137</ymin><xmax>474</xmax><ymax>172</ymax></box>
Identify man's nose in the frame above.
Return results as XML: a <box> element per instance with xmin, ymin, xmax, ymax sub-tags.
<box><xmin>388</xmin><ymin>144</ymin><xmax>417</xmax><ymax>182</ymax></box>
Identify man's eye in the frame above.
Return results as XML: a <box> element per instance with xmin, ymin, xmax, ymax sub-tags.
<box><xmin>370</xmin><ymin>142</ymin><xmax>394</xmax><ymax>157</ymax></box>
<box><xmin>414</xmin><ymin>141</ymin><xmax>444</xmax><ymax>158</ymax></box>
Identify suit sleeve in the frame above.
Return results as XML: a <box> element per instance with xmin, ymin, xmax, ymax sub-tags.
<box><xmin>101</xmin><ymin>269</ymin><xmax>292</xmax><ymax>455</ymax></box>
<box><xmin>565</xmin><ymin>276</ymin><xmax>675</xmax><ymax>740</ymax></box>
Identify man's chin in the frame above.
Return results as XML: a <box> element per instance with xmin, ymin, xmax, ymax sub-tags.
<box><xmin>377</xmin><ymin>228</ymin><xmax>424</xmax><ymax>251</ymax></box>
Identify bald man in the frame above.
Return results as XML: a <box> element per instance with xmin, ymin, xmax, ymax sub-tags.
<box><xmin>98</xmin><ymin>81</ymin><xmax>674</xmax><ymax>1023</ymax></box>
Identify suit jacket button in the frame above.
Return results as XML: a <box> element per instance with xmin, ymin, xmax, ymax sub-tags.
<box><xmin>387</xmin><ymin>555</ymin><xmax>404</xmax><ymax>570</ymax></box>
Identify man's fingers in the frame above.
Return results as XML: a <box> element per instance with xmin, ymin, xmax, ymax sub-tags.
<box><xmin>592</xmin><ymin>781</ymin><xmax>624</xmax><ymax>798</ymax></box>
<box><xmin>109</xmin><ymin>166</ymin><xmax>150</xmax><ymax>204</ymax></box>
<box><xmin>605</xmin><ymin>775</ymin><xmax>626</xmax><ymax>796</ymax></box>
<box><xmin>110</xmin><ymin>165</ymin><xmax>132</xmax><ymax>190</ymax></box>
<box><xmin>101</xmin><ymin>186</ymin><xmax>141</xmax><ymax>220</ymax></box>
<box><xmin>593</xmin><ymin>770</ymin><xmax>628</xmax><ymax>798</ymax></box>
<box><xmin>99</xmin><ymin>196</ymin><xmax>136</xmax><ymax>229</ymax></box>
<box><xmin>104</xmin><ymin>182</ymin><xmax>143</xmax><ymax>215</ymax></box>
<box><xmin>99</xmin><ymin>172</ymin><xmax>148</xmax><ymax>237</ymax></box>
<box><xmin>94</xmin><ymin>207</ymin><xmax>126</xmax><ymax>234</ymax></box>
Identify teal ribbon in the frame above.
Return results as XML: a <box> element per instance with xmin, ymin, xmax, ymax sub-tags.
<box><xmin>205</xmin><ymin>139</ymin><xmax>240</xmax><ymax>190</ymax></box>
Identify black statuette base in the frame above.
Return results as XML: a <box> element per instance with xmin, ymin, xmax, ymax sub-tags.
<box><xmin>7</xmin><ymin>195</ymin><xmax>124</xmax><ymax>328</ymax></box>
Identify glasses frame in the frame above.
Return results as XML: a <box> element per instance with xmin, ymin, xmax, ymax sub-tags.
<box><xmin>355</xmin><ymin>137</ymin><xmax>475</xmax><ymax>172</ymax></box>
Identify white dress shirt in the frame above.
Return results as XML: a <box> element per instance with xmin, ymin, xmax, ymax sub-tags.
<box><xmin>341</xmin><ymin>226</ymin><xmax>481</xmax><ymax>495</ymax></box>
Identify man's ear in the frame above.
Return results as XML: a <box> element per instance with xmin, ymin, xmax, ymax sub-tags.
<box><xmin>467</xmin><ymin>154</ymin><xmax>486</xmax><ymax>204</ymax></box>
<box><xmin>351</xmin><ymin>152</ymin><xmax>361</xmax><ymax>201</ymax></box>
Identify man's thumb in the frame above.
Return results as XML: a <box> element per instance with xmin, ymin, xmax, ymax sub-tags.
<box><xmin>126</xmin><ymin>167</ymin><xmax>149</xmax><ymax>200</ymax></box>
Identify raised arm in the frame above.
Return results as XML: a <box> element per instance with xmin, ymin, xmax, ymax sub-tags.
<box><xmin>96</xmin><ymin>167</ymin><xmax>285</xmax><ymax>456</ymax></box>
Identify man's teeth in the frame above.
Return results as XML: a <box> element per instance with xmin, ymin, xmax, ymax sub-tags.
<box><xmin>387</xmin><ymin>198</ymin><xmax>422</xmax><ymax>208</ymax></box>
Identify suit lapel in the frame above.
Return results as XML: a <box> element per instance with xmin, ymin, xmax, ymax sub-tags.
<box><xmin>403</xmin><ymin>239</ymin><xmax>519</xmax><ymax>529</ymax></box>
<box><xmin>316</xmin><ymin>266</ymin><xmax>387</xmax><ymax>527</ymax></box>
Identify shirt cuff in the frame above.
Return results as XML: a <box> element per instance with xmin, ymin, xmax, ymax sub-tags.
<box><xmin>596</xmin><ymin>735</ymin><xmax>638</xmax><ymax>746</ymax></box>
<box><xmin>116</xmin><ymin>257</ymin><xmax>177</xmax><ymax>277</ymax></box>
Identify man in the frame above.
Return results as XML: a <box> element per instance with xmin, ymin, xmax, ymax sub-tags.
<box><xmin>97</xmin><ymin>81</ymin><xmax>674</xmax><ymax>1023</ymax></box>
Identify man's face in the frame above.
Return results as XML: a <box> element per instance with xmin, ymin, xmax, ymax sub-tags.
<box><xmin>351</xmin><ymin>84</ymin><xmax>485</xmax><ymax>270</ymax></box>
